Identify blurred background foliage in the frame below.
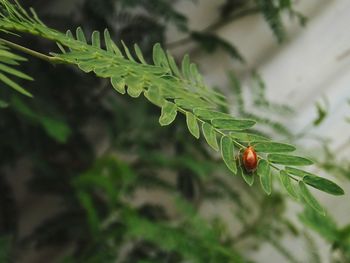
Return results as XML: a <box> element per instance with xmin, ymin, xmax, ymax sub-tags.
<box><xmin>0</xmin><ymin>0</ymin><xmax>349</xmax><ymax>262</ymax></box>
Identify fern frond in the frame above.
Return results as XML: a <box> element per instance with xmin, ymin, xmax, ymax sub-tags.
<box><xmin>0</xmin><ymin>0</ymin><xmax>344</xmax><ymax>214</ymax></box>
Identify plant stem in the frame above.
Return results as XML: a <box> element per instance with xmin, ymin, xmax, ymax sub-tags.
<box><xmin>0</xmin><ymin>38</ymin><xmax>64</xmax><ymax>64</ymax></box>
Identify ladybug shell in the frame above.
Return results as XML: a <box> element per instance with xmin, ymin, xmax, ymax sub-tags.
<box><xmin>242</xmin><ymin>146</ymin><xmax>258</xmax><ymax>172</ymax></box>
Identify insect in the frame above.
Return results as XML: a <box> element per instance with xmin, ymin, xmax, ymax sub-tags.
<box><xmin>242</xmin><ymin>146</ymin><xmax>258</xmax><ymax>172</ymax></box>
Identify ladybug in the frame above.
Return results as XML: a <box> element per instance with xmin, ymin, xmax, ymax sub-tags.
<box><xmin>242</xmin><ymin>146</ymin><xmax>258</xmax><ymax>172</ymax></box>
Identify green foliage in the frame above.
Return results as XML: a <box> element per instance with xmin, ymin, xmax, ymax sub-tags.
<box><xmin>268</xmin><ymin>154</ymin><xmax>313</xmax><ymax>166</ymax></box>
<box><xmin>0</xmin><ymin>42</ymin><xmax>32</xmax><ymax>97</ymax></box>
<box><xmin>185</xmin><ymin>112</ymin><xmax>200</xmax><ymax>139</ymax></box>
<box><xmin>220</xmin><ymin>136</ymin><xmax>237</xmax><ymax>174</ymax></box>
<box><xmin>313</xmin><ymin>97</ymin><xmax>329</xmax><ymax>126</ymax></box>
<box><xmin>253</xmin><ymin>142</ymin><xmax>295</xmax><ymax>153</ymax></box>
<box><xmin>254</xmin><ymin>0</ymin><xmax>306</xmax><ymax>42</ymax></box>
<box><xmin>10</xmin><ymin>95</ymin><xmax>71</xmax><ymax>143</ymax></box>
<box><xmin>0</xmin><ymin>236</ymin><xmax>11</xmax><ymax>263</ymax></box>
<box><xmin>298</xmin><ymin>181</ymin><xmax>324</xmax><ymax>215</ymax></box>
<box><xmin>0</xmin><ymin>0</ymin><xmax>344</xmax><ymax>215</ymax></box>
<box><xmin>0</xmin><ymin>1</ymin><xmax>347</xmax><ymax>262</ymax></box>
<box><xmin>228</xmin><ymin>71</ymin><xmax>294</xmax><ymax>137</ymax></box>
<box><xmin>257</xmin><ymin>159</ymin><xmax>272</xmax><ymax>194</ymax></box>
<box><xmin>190</xmin><ymin>31</ymin><xmax>244</xmax><ymax>61</ymax></box>
<box><xmin>299</xmin><ymin>207</ymin><xmax>350</xmax><ymax>262</ymax></box>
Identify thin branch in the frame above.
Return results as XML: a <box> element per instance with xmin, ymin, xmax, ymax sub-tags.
<box><xmin>0</xmin><ymin>38</ymin><xmax>65</xmax><ymax>64</ymax></box>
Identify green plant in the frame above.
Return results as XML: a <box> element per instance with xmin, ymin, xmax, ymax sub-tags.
<box><xmin>0</xmin><ymin>1</ymin><xmax>347</xmax><ymax>262</ymax></box>
<box><xmin>0</xmin><ymin>0</ymin><xmax>343</xmax><ymax>209</ymax></box>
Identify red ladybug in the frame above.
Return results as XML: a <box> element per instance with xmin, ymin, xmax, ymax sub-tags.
<box><xmin>242</xmin><ymin>146</ymin><xmax>258</xmax><ymax>172</ymax></box>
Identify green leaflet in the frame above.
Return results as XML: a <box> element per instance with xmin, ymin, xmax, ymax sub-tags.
<box><xmin>0</xmin><ymin>72</ymin><xmax>32</xmax><ymax>97</ymax></box>
<box><xmin>268</xmin><ymin>154</ymin><xmax>313</xmax><ymax>166</ymax></box>
<box><xmin>0</xmin><ymin>43</ymin><xmax>33</xmax><ymax>97</ymax></box>
<box><xmin>111</xmin><ymin>77</ymin><xmax>126</xmax><ymax>94</ymax></box>
<box><xmin>285</xmin><ymin>166</ymin><xmax>311</xmax><ymax>177</ymax></box>
<box><xmin>121</xmin><ymin>40</ymin><xmax>136</xmax><ymax>62</ymax></box>
<box><xmin>285</xmin><ymin>167</ymin><xmax>344</xmax><ymax>195</ymax></box>
<box><xmin>257</xmin><ymin>159</ymin><xmax>271</xmax><ymax>195</ymax></box>
<box><xmin>91</xmin><ymin>30</ymin><xmax>100</xmax><ymax>48</ymax></box>
<box><xmin>220</xmin><ymin>136</ymin><xmax>237</xmax><ymax>174</ymax></box>
<box><xmin>153</xmin><ymin>43</ymin><xmax>168</xmax><ymax>68</ymax></box>
<box><xmin>186</xmin><ymin>112</ymin><xmax>200</xmax><ymax>139</ymax></box>
<box><xmin>279</xmin><ymin>171</ymin><xmax>298</xmax><ymax>199</ymax></box>
<box><xmin>302</xmin><ymin>175</ymin><xmax>344</xmax><ymax>196</ymax></box>
<box><xmin>159</xmin><ymin>102</ymin><xmax>177</xmax><ymax>126</ymax></box>
<box><xmin>229</xmin><ymin>131</ymin><xmax>270</xmax><ymax>142</ymax></box>
<box><xmin>125</xmin><ymin>75</ymin><xmax>143</xmax><ymax>98</ymax></box>
<box><xmin>190</xmin><ymin>63</ymin><xmax>200</xmax><ymax>83</ymax></box>
<box><xmin>299</xmin><ymin>181</ymin><xmax>325</xmax><ymax>215</ymax></box>
<box><xmin>103</xmin><ymin>29</ymin><xmax>113</xmax><ymax>53</ymax></box>
<box><xmin>103</xmin><ymin>29</ymin><xmax>123</xmax><ymax>57</ymax></box>
<box><xmin>238</xmin><ymin>165</ymin><xmax>254</xmax><ymax>186</ymax></box>
<box><xmin>211</xmin><ymin>118</ymin><xmax>256</xmax><ymax>130</ymax></box>
<box><xmin>76</xmin><ymin>27</ymin><xmax>87</xmax><ymax>43</ymax></box>
<box><xmin>56</xmin><ymin>42</ymin><xmax>66</xmax><ymax>53</ymax></box>
<box><xmin>78</xmin><ymin>61</ymin><xmax>93</xmax><ymax>73</ymax></box>
<box><xmin>0</xmin><ymin>63</ymin><xmax>33</xmax><ymax>80</ymax></box>
<box><xmin>40</xmin><ymin>116</ymin><xmax>72</xmax><ymax>143</ymax></box>
<box><xmin>193</xmin><ymin>108</ymin><xmax>231</xmax><ymax>120</ymax></box>
<box><xmin>66</xmin><ymin>29</ymin><xmax>74</xmax><ymax>39</ymax></box>
<box><xmin>181</xmin><ymin>54</ymin><xmax>190</xmax><ymax>79</ymax></box>
<box><xmin>175</xmin><ymin>98</ymin><xmax>210</xmax><ymax>110</ymax></box>
<box><xmin>202</xmin><ymin>123</ymin><xmax>219</xmax><ymax>151</ymax></box>
<box><xmin>253</xmin><ymin>142</ymin><xmax>295</xmax><ymax>153</ymax></box>
<box><xmin>0</xmin><ymin>46</ymin><xmax>27</xmax><ymax>60</ymax></box>
<box><xmin>134</xmin><ymin>44</ymin><xmax>147</xmax><ymax>64</ymax></box>
<box><xmin>144</xmin><ymin>86</ymin><xmax>166</xmax><ymax>107</ymax></box>
<box><xmin>167</xmin><ymin>51</ymin><xmax>181</xmax><ymax>77</ymax></box>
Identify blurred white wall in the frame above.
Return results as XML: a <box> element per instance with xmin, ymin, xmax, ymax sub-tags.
<box><xmin>167</xmin><ymin>1</ymin><xmax>350</xmax><ymax>262</ymax></box>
